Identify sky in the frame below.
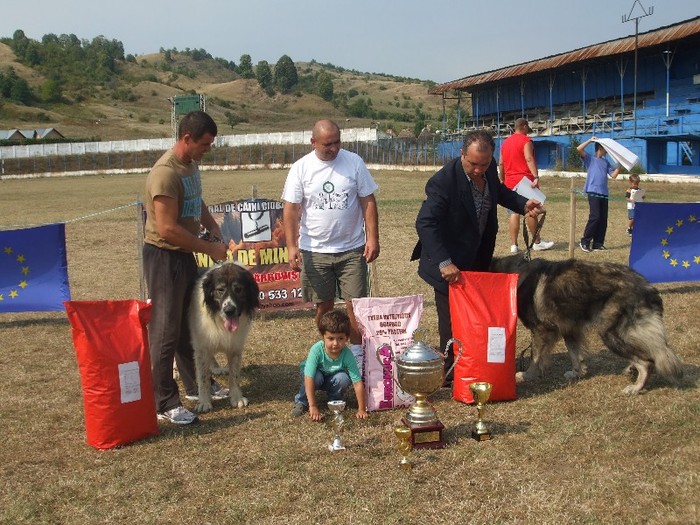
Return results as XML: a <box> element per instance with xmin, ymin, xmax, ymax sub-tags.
<box><xmin>1</xmin><ymin>0</ymin><xmax>698</xmax><ymax>84</ymax></box>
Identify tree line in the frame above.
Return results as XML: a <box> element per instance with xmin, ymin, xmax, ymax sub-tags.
<box><xmin>1</xmin><ymin>29</ymin><xmax>434</xmax><ymax>135</ymax></box>
<box><xmin>1</xmin><ymin>29</ymin><xmax>125</xmax><ymax>104</ymax></box>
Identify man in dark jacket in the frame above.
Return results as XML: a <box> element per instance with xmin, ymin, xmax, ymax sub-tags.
<box><xmin>412</xmin><ymin>130</ymin><xmax>544</xmax><ymax>381</ymax></box>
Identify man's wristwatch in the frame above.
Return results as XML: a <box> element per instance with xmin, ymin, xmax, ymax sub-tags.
<box><xmin>438</xmin><ymin>259</ymin><xmax>453</xmax><ymax>269</ymax></box>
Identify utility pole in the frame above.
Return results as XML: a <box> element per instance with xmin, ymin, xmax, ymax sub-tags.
<box><xmin>622</xmin><ymin>0</ymin><xmax>654</xmax><ymax>135</ymax></box>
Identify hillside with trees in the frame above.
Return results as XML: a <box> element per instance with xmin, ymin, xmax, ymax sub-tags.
<box><xmin>0</xmin><ymin>29</ymin><xmax>453</xmax><ymax>142</ymax></box>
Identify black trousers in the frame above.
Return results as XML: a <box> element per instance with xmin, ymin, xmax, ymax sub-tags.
<box><xmin>434</xmin><ymin>288</ymin><xmax>455</xmax><ymax>381</ymax></box>
<box><xmin>143</xmin><ymin>244</ymin><xmax>198</xmax><ymax>413</ymax></box>
<box><xmin>581</xmin><ymin>193</ymin><xmax>609</xmax><ymax>248</ymax></box>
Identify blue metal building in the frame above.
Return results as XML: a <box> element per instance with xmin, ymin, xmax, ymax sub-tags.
<box><xmin>431</xmin><ymin>16</ymin><xmax>700</xmax><ymax>175</ymax></box>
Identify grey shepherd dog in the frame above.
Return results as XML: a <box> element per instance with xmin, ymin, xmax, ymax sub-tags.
<box><xmin>489</xmin><ymin>254</ymin><xmax>683</xmax><ymax>394</ymax></box>
<box><xmin>189</xmin><ymin>262</ymin><xmax>260</xmax><ymax>413</ymax></box>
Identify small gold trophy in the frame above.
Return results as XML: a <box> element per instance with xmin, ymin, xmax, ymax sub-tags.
<box><xmin>327</xmin><ymin>400</ymin><xmax>347</xmax><ymax>452</ymax></box>
<box><xmin>393</xmin><ymin>425</ymin><xmax>413</xmax><ymax>471</ymax></box>
<box><xmin>469</xmin><ymin>382</ymin><xmax>493</xmax><ymax>441</ymax></box>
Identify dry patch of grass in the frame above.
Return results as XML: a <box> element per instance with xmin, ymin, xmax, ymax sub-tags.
<box><xmin>0</xmin><ymin>170</ymin><xmax>698</xmax><ymax>524</ymax></box>
<box><xmin>0</xmin><ymin>42</ymin><xmax>46</xmax><ymax>87</ymax></box>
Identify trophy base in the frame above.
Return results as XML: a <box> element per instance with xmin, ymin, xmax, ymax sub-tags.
<box><xmin>471</xmin><ymin>430</ymin><xmax>491</xmax><ymax>442</ymax></box>
<box><xmin>328</xmin><ymin>437</ymin><xmax>346</xmax><ymax>452</ymax></box>
<box><xmin>399</xmin><ymin>458</ymin><xmax>412</xmax><ymax>471</ymax></box>
<box><xmin>402</xmin><ymin>417</ymin><xmax>445</xmax><ymax>450</ymax></box>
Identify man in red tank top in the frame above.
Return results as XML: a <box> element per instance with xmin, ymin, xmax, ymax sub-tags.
<box><xmin>498</xmin><ymin>118</ymin><xmax>554</xmax><ymax>253</ymax></box>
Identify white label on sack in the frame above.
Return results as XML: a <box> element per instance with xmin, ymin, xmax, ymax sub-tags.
<box><xmin>487</xmin><ymin>327</ymin><xmax>506</xmax><ymax>363</ymax></box>
<box><xmin>118</xmin><ymin>361</ymin><xmax>142</xmax><ymax>403</ymax></box>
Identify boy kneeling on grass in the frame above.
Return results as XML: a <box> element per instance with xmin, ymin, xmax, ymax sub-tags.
<box><xmin>292</xmin><ymin>309</ymin><xmax>368</xmax><ymax>421</ymax></box>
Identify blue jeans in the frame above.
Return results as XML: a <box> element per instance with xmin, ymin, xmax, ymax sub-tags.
<box><xmin>294</xmin><ymin>365</ymin><xmax>352</xmax><ymax>407</ymax></box>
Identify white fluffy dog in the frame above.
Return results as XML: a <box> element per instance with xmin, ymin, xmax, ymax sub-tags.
<box><xmin>188</xmin><ymin>262</ymin><xmax>260</xmax><ymax>413</ymax></box>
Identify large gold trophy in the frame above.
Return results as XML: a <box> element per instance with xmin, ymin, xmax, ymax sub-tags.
<box><xmin>377</xmin><ymin>335</ymin><xmax>463</xmax><ymax>449</ymax></box>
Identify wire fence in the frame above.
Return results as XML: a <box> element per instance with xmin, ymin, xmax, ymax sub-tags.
<box><xmin>0</xmin><ymin>137</ymin><xmax>455</xmax><ymax>177</ymax></box>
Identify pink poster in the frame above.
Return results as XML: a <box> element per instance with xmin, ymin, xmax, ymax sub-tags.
<box><xmin>352</xmin><ymin>295</ymin><xmax>423</xmax><ymax>412</ymax></box>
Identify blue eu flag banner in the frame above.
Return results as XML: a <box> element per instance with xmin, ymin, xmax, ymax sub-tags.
<box><xmin>629</xmin><ymin>202</ymin><xmax>700</xmax><ymax>283</ymax></box>
<box><xmin>0</xmin><ymin>223</ymin><xmax>71</xmax><ymax>313</ymax></box>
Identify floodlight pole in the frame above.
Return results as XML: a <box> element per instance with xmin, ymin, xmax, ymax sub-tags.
<box><xmin>440</xmin><ymin>92</ymin><xmax>462</xmax><ymax>135</ymax></box>
<box><xmin>548</xmin><ymin>74</ymin><xmax>555</xmax><ymax>124</ymax></box>
<box><xmin>662</xmin><ymin>49</ymin><xmax>672</xmax><ymax>117</ymax></box>
<box><xmin>496</xmin><ymin>87</ymin><xmax>501</xmax><ymax>139</ymax></box>
<box><xmin>617</xmin><ymin>58</ymin><xmax>628</xmax><ymax>117</ymax></box>
<box><xmin>441</xmin><ymin>95</ymin><xmax>447</xmax><ymax>133</ymax></box>
<box><xmin>622</xmin><ymin>0</ymin><xmax>654</xmax><ymax>135</ymax></box>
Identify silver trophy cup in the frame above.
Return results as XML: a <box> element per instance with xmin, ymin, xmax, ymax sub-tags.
<box><xmin>327</xmin><ymin>400</ymin><xmax>347</xmax><ymax>451</ymax></box>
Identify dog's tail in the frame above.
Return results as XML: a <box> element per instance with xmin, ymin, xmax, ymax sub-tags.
<box><xmin>653</xmin><ymin>345</ymin><xmax>684</xmax><ymax>382</ymax></box>
<box><xmin>633</xmin><ymin>312</ymin><xmax>684</xmax><ymax>382</ymax></box>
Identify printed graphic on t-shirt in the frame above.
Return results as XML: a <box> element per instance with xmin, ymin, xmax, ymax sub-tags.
<box><xmin>181</xmin><ymin>168</ymin><xmax>202</xmax><ymax>220</ymax></box>
<box><xmin>312</xmin><ymin>180</ymin><xmax>349</xmax><ymax>210</ymax></box>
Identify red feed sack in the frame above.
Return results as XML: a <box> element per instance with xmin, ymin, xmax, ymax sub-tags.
<box><xmin>65</xmin><ymin>300</ymin><xmax>159</xmax><ymax>449</ymax></box>
<box><xmin>449</xmin><ymin>271</ymin><xmax>518</xmax><ymax>404</ymax></box>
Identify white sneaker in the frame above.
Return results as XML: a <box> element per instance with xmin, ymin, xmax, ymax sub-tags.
<box><xmin>532</xmin><ymin>240</ymin><xmax>554</xmax><ymax>251</ymax></box>
<box><xmin>157</xmin><ymin>405</ymin><xmax>198</xmax><ymax>425</ymax></box>
<box><xmin>510</xmin><ymin>245</ymin><xmax>519</xmax><ymax>254</ymax></box>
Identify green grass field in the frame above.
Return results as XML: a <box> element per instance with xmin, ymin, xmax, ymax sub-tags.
<box><xmin>1</xmin><ymin>169</ymin><xmax>699</xmax><ymax>524</ymax></box>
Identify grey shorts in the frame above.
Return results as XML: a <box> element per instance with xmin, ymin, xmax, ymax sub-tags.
<box><xmin>301</xmin><ymin>247</ymin><xmax>367</xmax><ymax>303</ymax></box>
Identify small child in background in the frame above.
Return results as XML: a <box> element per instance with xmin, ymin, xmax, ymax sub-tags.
<box><xmin>625</xmin><ymin>174</ymin><xmax>644</xmax><ymax>236</ymax></box>
<box><xmin>291</xmin><ymin>309</ymin><xmax>368</xmax><ymax>421</ymax></box>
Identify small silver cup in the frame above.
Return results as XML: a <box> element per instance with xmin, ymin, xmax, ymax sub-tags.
<box><xmin>327</xmin><ymin>400</ymin><xmax>347</xmax><ymax>452</ymax></box>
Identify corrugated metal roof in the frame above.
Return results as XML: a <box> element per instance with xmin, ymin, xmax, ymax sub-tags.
<box><xmin>430</xmin><ymin>16</ymin><xmax>700</xmax><ymax>94</ymax></box>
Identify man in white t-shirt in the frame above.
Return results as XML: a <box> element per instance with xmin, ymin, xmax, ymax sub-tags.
<box><xmin>282</xmin><ymin>119</ymin><xmax>380</xmax><ymax>365</ymax></box>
